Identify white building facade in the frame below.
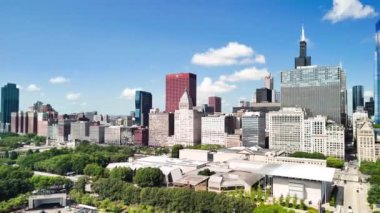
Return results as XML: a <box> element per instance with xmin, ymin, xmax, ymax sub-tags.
<box><xmin>357</xmin><ymin>120</ymin><xmax>376</xmax><ymax>162</ymax></box>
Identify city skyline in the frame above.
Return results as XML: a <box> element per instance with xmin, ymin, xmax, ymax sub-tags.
<box><xmin>0</xmin><ymin>0</ymin><xmax>379</xmax><ymax>115</ymax></box>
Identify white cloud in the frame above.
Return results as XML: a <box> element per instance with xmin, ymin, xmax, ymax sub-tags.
<box><xmin>120</xmin><ymin>88</ymin><xmax>141</xmax><ymax>100</ymax></box>
<box><xmin>49</xmin><ymin>76</ymin><xmax>70</xmax><ymax>84</ymax></box>
<box><xmin>364</xmin><ymin>90</ymin><xmax>374</xmax><ymax>98</ymax></box>
<box><xmin>66</xmin><ymin>92</ymin><xmax>81</xmax><ymax>101</ymax></box>
<box><xmin>220</xmin><ymin>67</ymin><xmax>269</xmax><ymax>82</ymax></box>
<box><xmin>191</xmin><ymin>42</ymin><xmax>265</xmax><ymax>66</ymax></box>
<box><xmin>80</xmin><ymin>102</ymin><xmax>87</xmax><ymax>106</ymax></box>
<box><xmin>323</xmin><ymin>0</ymin><xmax>377</xmax><ymax>23</ymax></box>
<box><xmin>26</xmin><ymin>84</ymin><xmax>41</xmax><ymax>92</ymax></box>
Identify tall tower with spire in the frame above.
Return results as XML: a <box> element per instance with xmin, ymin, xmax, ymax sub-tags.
<box><xmin>294</xmin><ymin>25</ymin><xmax>311</xmax><ymax>68</ymax></box>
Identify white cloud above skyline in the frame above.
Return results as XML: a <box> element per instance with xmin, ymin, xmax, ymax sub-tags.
<box><xmin>120</xmin><ymin>88</ymin><xmax>141</xmax><ymax>100</ymax></box>
<box><xmin>26</xmin><ymin>84</ymin><xmax>41</xmax><ymax>92</ymax></box>
<box><xmin>323</xmin><ymin>0</ymin><xmax>377</xmax><ymax>23</ymax></box>
<box><xmin>191</xmin><ymin>42</ymin><xmax>266</xmax><ymax>66</ymax></box>
<box><xmin>364</xmin><ymin>90</ymin><xmax>373</xmax><ymax>98</ymax></box>
<box><xmin>66</xmin><ymin>92</ymin><xmax>81</xmax><ymax>101</ymax></box>
<box><xmin>49</xmin><ymin>76</ymin><xmax>70</xmax><ymax>84</ymax></box>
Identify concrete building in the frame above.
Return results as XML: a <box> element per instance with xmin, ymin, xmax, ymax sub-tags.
<box><xmin>58</xmin><ymin>119</ymin><xmax>71</xmax><ymax>142</ymax></box>
<box><xmin>133</xmin><ymin>127</ymin><xmax>149</xmax><ymax>146</ymax></box>
<box><xmin>224</xmin><ymin>134</ymin><xmax>242</xmax><ymax>148</ymax></box>
<box><xmin>173</xmin><ymin>90</ymin><xmax>202</xmax><ymax>146</ymax></box>
<box><xmin>70</xmin><ymin>121</ymin><xmax>89</xmax><ymax>141</ymax></box>
<box><xmin>47</xmin><ymin>124</ymin><xmax>58</xmax><ymax>141</ymax></box>
<box><xmin>201</xmin><ymin>115</ymin><xmax>234</xmax><ymax>146</ymax></box>
<box><xmin>89</xmin><ymin>125</ymin><xmax>106</xmax><ymax>144</ymax></box>
<box><xmin>267</xmin><ymin>108</ymin><xmax>305</xmax><ymax>153</ymax></box>
<box><xmin>357</xmin><ymin>120</ymin><xmax>376</xmax><ymax>162</ymax></box>
<box><xmin>148</xmin><ymin>109</ymin><xmax>174</xmax><ymax>146</ymax></box>
<box><xmin>104</xmin><ymin>126</ymin><xmax>128</xmax><ymax>145</ymax></box>
<box><xmin>325</xmin><ymin>124</ymin><xmax>345</xmax><ymax>160</ymax></box>
<box><xmin>37</xmin><ymin>113</ymin><xmax>49</xmax><ymax>137</ymax></box>
<box><xmin>27</xmin><ymin>111</ymin><xmax>38</xmax><ymax>134</ymax></box>
<box><xmin>352</xmin><ymin>107</ymin><xmax>368</xmax><ymax>141</ymax></box>
<box><xmin>179</xmin><ymin>149</ymin><xmax>210</xmax><ymax>162</ymax></box>
<box><xmin>264</xmin><ymin>74</ymin><xmax>273</xmax><ymax>90</ymax></box>
<box><xmin>10</xmin><ymin>112</ymin><xmax>18</xmax><ymax>133</ymax></box>
<box><xmin>242</xmin><ymin>112</ymin><xmax>265</xmax><ymax>147</ymax></box>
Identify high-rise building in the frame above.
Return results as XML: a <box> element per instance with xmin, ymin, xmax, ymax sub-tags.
<box><xmin>135</xmin><ymin>90</ymin><xmax>152</xmax><ymax>127</ymax></box>
<box><xmin>201</xmin><ymin>115</ymin><xmax>235</xmax><ymax>146</ymax></box>
<box><xmin>281</xmin><ymin>65</ymin><xmax>347</xmax><ymax>125</ymax></box>
<box><xmin>1</xmin><ymin>83</ymin><xmax>19</xmax><ymax>128</ymax></box>
<box><xmin>70</xmin><ymin>121</ymin><xmax>90</xmax><ymax>141</ymax></box>
<box><xmin>148</xmin><ymin>109</ymin><xmax>174</xmax><ymax>146</ymax></box>
<box><xmin>352</xmin><ymin>107</ymin><xmax>368</xmax><ymax>141</ymax></box>
<box><xmin>58</xmin><ymin>118</ymin><xmax>72</xmax><ymax>142</ymax></box>
<box><xmin>268</xmin><ymin>108</ymin><xmax>305</xmax><ymax>153</ymax></box>
<box><xmin>173</xmin><ymin>90</ymin><xmax>202</xmax><ymax>146</ymax></box>
<box><xmin>89</xmin><ymin>125</ymin><xmax>106</xmax><ymax>144</ymax></box>
<box><xmin>353</xmin><ymin>85</ymin><xmax>364</xmax><ymax>113</ymax></box>
<box><xmin>242</xmin><ymin>112</ymin><xmax>266</xmax><ymax>147</ymax></box>
<box><xmin>133</xmin><ymin>127</ymin><xmax>149</xmax><ymax>146</ymax></box>
<box><xmin>166</xmin><ymin>73</ymin><xmax>196</xmax><ymax>113</ymax></box>
<box><xmin>10</xmin><ymin>112</ymin><xmax>18</xmax><ymax>133</ymax></box>
<box><xmin>264</xmin><ymin>74</ymin><xmax>273</xmax><ymax>90</ymax></box>
<box><xmin>27</xmin><ymin>111</ymin><xmax>38</xmax><ymax>134</ymax></box>
<box><xmin>365</xmin><ymin>97</ymin><xmax>375</xmax><ymax>118</ymax></box>
<box><xmin>294</xmin><ymin>26</ymin><xmax>311</xmax><ymax>68</ymax></box>
<box><xmin>357</xmin><ymin>120</ymin><xmax>376</xmax><ymax>162</ymax></box>
<box><xmin>208</xmin><ymin>96</ymin><xmax>222</xmax><ymax>113</ymax></box>
<box><xmin>104</xmin><ymin>126</ymin><xmax>128</xmax><ymax>145</ymax></box>
<box><xmin>375</xmin><ymin>19</ymin><xmax>380</xmax><ymax>123</ymax></box>
<box><xmin>256</xmin><ymin>88</ymin><xmax>272</xmax><ymax>103</ymax></box>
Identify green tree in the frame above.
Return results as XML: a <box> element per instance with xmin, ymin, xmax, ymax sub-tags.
<box><xmin>326</xmin><ymin>157</ymin><xmax>344</xmax><ymax>169</ymax></box>
<box><xmin>285</xmin><ymin>194</ymin><xmax>291</xmax><ymax>207</ymax></box>
<box><xmin>83</xmin><ymin>163</ymin><xmax>104</xmax><ymax>177</ymax></box>
<box><xmin>4</xmin><ymin>151</ymin><xmax>9</xmax><ymax>158</ymax></box>
<box><xmin>289</xmin><ymin>152</ymin><xmax>325</xmax><ymax>159</ymax></box>
<box><xmin>109</xmin><ymin>167</ymin><xmax>134</xmax><ymax>182</ymax></box>
<box><xmin>30</xmin><ymin>175</ymin><xmax>72</xmax><ymax>191</ymax></box>
<box><xmin>197</xmin><ymin>168</ymin><xmax>215</xmax><ymax>176</ymax></box>
<box><xmin>300</xmin><ymin>199</ymin><xmax>306</xmax><ymax>210</ymax></box>
<box><xmin>257</xmin><ymin>185</ymin><xmax>263</xmax><ymax>203</ymax></box>
<box><xmin>171</xmin><ymin>145</ymin><xmax>183</xmax><ymax>158</ymax></box>
<box><xmin>253</xmin><ymin>204</ymin><xmax>295</xmax><ymax>213</ymax></box>
<box><xmin>73</xmin><ymin>176</ymin><xmax>87</xmax><ymax>193</ymax></box>
<box><xmin>292</xmin><ymin>194</ymin><xmax>298</xmax><ymax>208</ymax></box>
<box><xmin>279</xmin><ymin>194</ymin><xmax>284</xmax><ymax>206</ymax></box>
<box><xmin>9</xmin><ymin>151</ymin><xmax>17</xmax><ymax>160</ymax></box>
<box><xmin>368</xmin><ymin>184</ymin><xmax>380</xmax><ymax>204</ymax></box>
<box><xmin>133</xmin><ymin>167</ymin><xmax>164</xmax><ymax>187</ymax></box>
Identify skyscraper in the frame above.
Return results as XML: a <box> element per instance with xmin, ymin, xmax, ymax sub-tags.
<box><xmin>208</xmin><ymin>96</ymin><xmax>222</xmax><ymax>113</ymax></box>
<box><xmin>135</xmin><ymin>90</ymin><xmax>152</xmax><ymax>127</ymax></box>
<box><xmin>256</xmin><ymin>88</ymin><xmax>272</xmax><ymax>103</ymax></box>
<box><xmin>353</xmin><ymin>85</ymin><xmax>364</xmax><ymax>113</ymax></box>
<box><xmin>294</xmin><ymin>26</ymin><xmax>311</xmax><ymax>68</ymax></box>
<box><xmin>166</xmin><ymin>73</ymin><xmax>196</xmax><ymax>113</ymax></box>
<box><xmin>1</xmin><ymin>83</ymin><xmax>19</xmax><ymax>128</ymax></box>
<box><xmin>374</xmin><ymin>20</ymin><xmax>380</xmax><ymax>123</ymax></box>
<box><xmin>264</xmin><ymin>74</ymin><xmax>273</xmax><ymax>90</ymax></box>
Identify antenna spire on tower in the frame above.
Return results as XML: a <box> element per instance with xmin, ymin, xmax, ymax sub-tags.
<box><xmin>301</xmin><ymin>25</ymin><xmax>306</xmax><ymax>42</ymax></box>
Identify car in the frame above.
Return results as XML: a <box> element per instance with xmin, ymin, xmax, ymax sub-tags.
<box><xmin>344</xmin><ymin>180</ymin><xmax>347</xmax><ymax>184</ymax></box>
<box><xmin>357</xmin><ymin>189</ymin><xmax>359</xmax><ymax>193</ymax></box>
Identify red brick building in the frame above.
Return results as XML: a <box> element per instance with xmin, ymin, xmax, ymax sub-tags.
<box><xmin>165</xmin><ymin>73</ymin><xmax>196</xmax><ymax>113</ymax></box>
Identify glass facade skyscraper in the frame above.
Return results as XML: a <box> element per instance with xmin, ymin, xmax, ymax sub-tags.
<box><xmin>374</xmin><ymin>20</ymin><xmax>380</xmax><ymax>123</ymax></box>
<box><xmin>135</xmin><ymin>90</ymin><xmax>152</xmax><ymax>127</ymax></box>
<box><xmin>281</xmin><ymin>65</ymin><xmax>347</xmax><ymax>125</ymax></box>
<box><xmin>352</xmin><ymin>85</ymin><xmax>364</xmax><ymax>113</ymax></box>
<box><xmin>1</xmin><ymin>83</ymin><xmax>19</xmax><ymax>128</ymax></box>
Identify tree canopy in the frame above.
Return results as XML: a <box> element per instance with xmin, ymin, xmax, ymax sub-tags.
<box><xmin>133</xmin><ymin>167</ymin><xmax>164</xmax><ymax>187</ymax></box>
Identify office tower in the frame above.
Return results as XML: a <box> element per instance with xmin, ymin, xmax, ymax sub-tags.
<box><xmin>85</xmin><ymin>111</ymin><xmax>97</xmax><ymax>122</ymax></box>
<box><xmin>268</xmin><ymin>108</ymin><xmax>305</xmax><ymax>153</ymax></box>
<box><xmin>37</xmin><ymin>113</ymin><xmax>49</xmax><ymax>137</ymax></box>
<box><xmin>135</xmin><ymin>90</ymin><xmax>152</xmax><ymax>127</ymax></box>
<box><xmin>104</xmin><ymin>126</ymin><xmax>128</xmax><ymax>145</ymax></box>
<box><xmin>365</xmin><ymin>97</ymin><xmax>375</xmax><ymax>117</ymax></box>
<box><xmin>18</xmin><ymin>111</ymin><xmax>25</xmax><ymax>133</ymax></box>
<box><xmin>70</xmin><ymin>121</ymin><xmax>90</xmax><ymax>141</ymax></box>
<box><xmin>353</xmin><ymin>85</ymin><xmax>364</xmax><ymax>112</ymax></box>
<box><xmin>256</xmin><ymin>88</ymin><xmax>272</xmax><ymax>103</ymax></box>
<box><xmin>166</xmin><ymin>73</ymin><xmax>196</xmax><ymax>113</ymax></box>
<box><xmin>89</xmin><ymin>125</ymin><xmax>106</xmax><ymax>144</ymax></box>
<box><xmin>376</xmin><ymin>19</ymin><xmax>380</xmax><ymax>123</ymax></box>
<box><xmin>27</xmin><ymin>111</ymin><xmax>38</xmax><ymax>134</ymax></box>
<box><xmin>294</xmin><ymin>26</ymin><xmax>311</xmax><ymax>68</ymax></box>
<box><xmin>201</xmin><ymin>115</ymin><xmax>235</xmax><ymax>146</ymax></box>
<box><xmin>242</xmin><ymin>112</ymin><xmax>265</xmax><ymax>147</ymax></box>
<box><xmin>173</xmin><ymin>90</ymin><xmax>202</xmax><ymax>146</ymax></box>
<box><xmin>10</xmin><ymin>112</ymin><xmax>18</xmax><ymax>133</ymax></box>
<box><xmin>281</xmin><ymin>65</ymin><xmax>346</xmax><ymax>125</ymax></box>
<box><xmin>208</xmin><ymin>96</ymin><xmax>222</xmax><ymax>113</ymax></box>
<box><xmin>133</xmin><ymin>127</ymin><xmax>149</xmax><ymax>146</ymax></box>
<box><xmin>1</xmin><ymin>83</ymin><xmax>19</xmax><ymax>128</ymax></box>
<box><xmin>264</xmin><ymin>74</ymin><xmax>273</xmax><ymax>90</ymax></box>
<box><xmin>352</xmin><ymin>107</ymin><xmax>368</xmax><ymax>141</ymax></box>
<box><xmin>357</xmin><ymin>120</ymin><xmax>376</xmax><ymax>162</ymax></box>
<box><xmin>58</xmin><ymin>119</ymin><xmax>71</xmax><ymax>142</ymax></box>
<box><xmin>325</xmin><ymin>123</ymin><xmax>345</xmax><ymax>160</ymax></box>
<box><xmin>149</xmin><ymin>109</ymin><xmax>174</xmax><ymax>146</ymax></box>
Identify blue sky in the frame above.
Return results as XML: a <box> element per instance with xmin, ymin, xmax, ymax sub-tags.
<box><xmin>0</xmin><ymin>0</ymin><xmax>379</xmax><ymax>115</ymax></box>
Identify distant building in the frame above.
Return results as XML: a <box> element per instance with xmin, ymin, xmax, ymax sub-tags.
<box><xmin>173</xmin><ymin>90</ymin><xmax>202</xmax><ymax>146</ymax></box>
<box><xmin>27</xmin><ymin>112</ymin><xmax>38</xmax><ymax>134</ymax></box>
<box><xmin>70</xmin><ymin>121</ymin><xmax>90</xmax><ymax>141</ymax></box>
<box><xmin>232</xmin><ymin>102</ymin><xmax>281</xmax><ymax>114</ymax></box>
<box><xmin>133</xmin><ymin>127</ymin><xmax>149</xmax><ymax>146</ymax></box>
<box><xmin>353</xmin><ymin>85</ymin><xmax>364</xmax><ymax>113</ymax></box>
<box><xmin>1</xmin><ymin>83</ymin><xmax>19</xmax><ymax>129</ymax></box>
<box><xmin>201</xmin><ymin>115</ymin><xmax>235</xmax><ymax>146</ymax></box>
<box><xmin>256</xmin><ymin>88</ymin><xmax>272</xmax><ymax>103</ymax></box>
<box><xmin>135</xmin><ymin>90</ymin><xmax>152</xmax><ymax>127</ymax></box>
<box><xmin>294</xmin><ymin>26</ymin><xmax>311</xmax><ymax>68</ymax></box>
<box><xmin>365</xmin><ymin>97</ymin><xmax>374</xmax><ymax>118</ymax></box>
<box><xmin>166</xmin><ymin>73</ymin><xmax>196</xmax><ymax>113</ymax></box>
<box><xmin>58</xmin><ymin>118</ymin><xmax>72</xmax><ymax>142</ymax></box>
<box><xmin>104</xmin><ymin>126</ymin><xmax>130</xmax><ymax>145</ymax></box>
<box><xmin>242</xmin><ymin>112</ymin><xmax>265</xmax><ymax>147</ymax></box>
<box><xmin>264</xmin><ymin>74</ymin><xmax>273</xmax><ymax>90</ymax></box>
<box><xmin>10</xmin><ymin>112</ymin><xmax>18</xmax><ymax>133</ymax></box>
<box><xmin>148</xmin><ymin>109</ymin><xmax>174</xmax><ymax>146</ymax></box>
<box><xmin>224</xmin><ymin>134</ymin><xmax>242</xmax><ymax>148</ymax></box>
<box><xmin>357</xmin><ymin>120</ymin><xmax>376</xmax><ymax>162</ymax></box>
<box><xmin>89</xmin><ymin>125</ymin><xmax>106</xmax><ymax>144</ymax></box>
<box><xmin>352</xmin><ymin>108</ymin><xmax>368</xmax><ymax>141</ymax></box>
<box><xmin>268</xmin><ymin>108</ymin><xmax>305</xmax><ymax>154</ymax></box>
<box><xmin>208</xmin><ymin>96</ymin><xmax>222</xmax><ymax>113</ymax></box>
<box><xmin>375</xmin><ymin>19</ymin><xmax>380</xmax><ymax>123</ymax></box>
